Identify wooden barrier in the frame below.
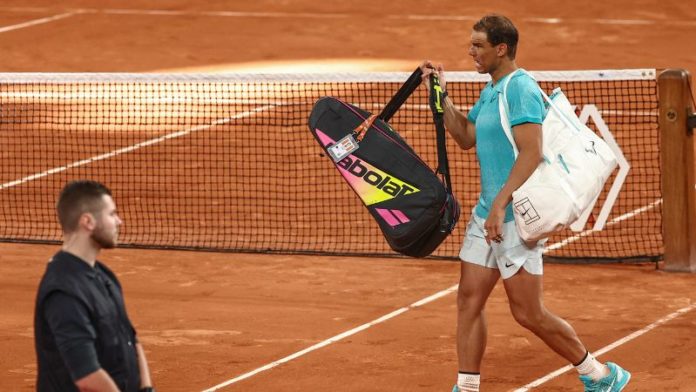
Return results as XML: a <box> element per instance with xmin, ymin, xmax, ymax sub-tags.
<box><xmin>659</xmin><ymin>69</ymin><xmax>696</xmax><ymax>272</ymax></box>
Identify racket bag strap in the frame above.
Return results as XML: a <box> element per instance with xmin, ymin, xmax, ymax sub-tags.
<box><xmin>378</xmin><ymin>67</ymin><xmax>423</xmax><ymax>122</ymax></box>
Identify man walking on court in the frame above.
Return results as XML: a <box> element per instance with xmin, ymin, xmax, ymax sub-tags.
<box><xmin>34</xmin><ymin>180</ymin><xmax>155</xmax><ymax>392</ymax></box>
<box><xmin>420</xmin><ymin>14</ymin><xmax>630</xmax><ymax>392</ymax></box>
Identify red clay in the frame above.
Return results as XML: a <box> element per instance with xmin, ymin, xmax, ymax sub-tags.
<box><xmin>1</xmin><ymin>2</ymin><xmax>695</xmax><ymax>391</ymax></box>
<box><xmin>2</xmin><ymin>243</ymin><xmax>696</xmax><ymax>391</ymax></box>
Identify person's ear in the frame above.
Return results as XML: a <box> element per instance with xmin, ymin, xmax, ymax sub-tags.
<box><xmin>497</xmin><ymin>43</ymin><xmax>508</xmax><ymax>58</ymax></box>
<box><xmin>79</xmin><ymin>212</ymin><xmax>96</xmax><ymax>231</ymax></box>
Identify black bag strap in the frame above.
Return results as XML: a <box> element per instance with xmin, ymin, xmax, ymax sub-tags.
<box><xmin>428</xmin><ymin>72</ymin><xmax>453</xmax><ymax>192</ymax></box>
<box><xmin>378</xmin><ymin>67</ymin><xmax>423</xmax><ymax>122</ymax></box>
<box><xmin>377</xmin><ymin>66</ymin><xmax>454</xmax><ymax>192</ymax></box>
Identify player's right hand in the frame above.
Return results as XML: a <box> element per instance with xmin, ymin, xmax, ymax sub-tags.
<box><xmin>419</xmin><ymin>60</ymin><xmax>447</xmax><ymax>92</ymax></box>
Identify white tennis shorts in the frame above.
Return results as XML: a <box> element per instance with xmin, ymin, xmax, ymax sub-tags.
<box><xmin>459</xmin><ymin>212</ymin><xmax>546</xmax><ymax>279</ymax></box>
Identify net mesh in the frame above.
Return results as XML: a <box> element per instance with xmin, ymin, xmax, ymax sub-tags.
<box><xmin>0</xmin><ymin>70</ymin><xmax>662</xmax><ymax>260</ymax></box>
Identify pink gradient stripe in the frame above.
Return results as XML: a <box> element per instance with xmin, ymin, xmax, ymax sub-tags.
<box><xmin>375</xmin><ymin>208</ymin><xmax>400</xmax><ymax>227</ymax></box>
<box><xmin>391</xmin><ymin>209</ymin><xmax>410</xmax><ymax>224</ymax></box>
<box><xmin>314</xmin><ymin>128</ymin><xmax>335</xmax><ymax>147</ymax></box>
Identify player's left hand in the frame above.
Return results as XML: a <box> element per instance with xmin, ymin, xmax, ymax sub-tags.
<box><xmin>484</xmin><ymin>205</ymin><xmax>505</xmax><ymax>245</ymax></box>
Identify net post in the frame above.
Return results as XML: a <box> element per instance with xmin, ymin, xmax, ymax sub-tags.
<box><xmin>658</xmin><ymin>69</ymin><xmax>696</xmax><ymax>272</ymax></box>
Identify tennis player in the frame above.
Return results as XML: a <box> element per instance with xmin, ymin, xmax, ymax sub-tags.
<box><xmin>420</xmin><ymin>14</ymin><xmax>630</xmax><ymax>392</ymax></box>
<box><xmin>34</xmin><ymin>180</ymin><xmax>155</xmax><ymax>392</ymax></box>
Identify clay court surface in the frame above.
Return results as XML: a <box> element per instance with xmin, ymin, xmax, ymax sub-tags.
<box><xmin>1</xmin><ymin>1</ymin><xmax>696</xmax><ymax>391</ymax></box>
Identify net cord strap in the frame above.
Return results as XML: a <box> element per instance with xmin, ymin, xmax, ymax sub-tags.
<box><xmin>0</xmin><ymin>69</ymin><xmax>656</xmax><ymax>83</ymax></box>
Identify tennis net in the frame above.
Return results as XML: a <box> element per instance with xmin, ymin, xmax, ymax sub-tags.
<box><xmin>0</xmin><ymin>70</ymin><xmax>662</xmax><ymax>260</ymax></box>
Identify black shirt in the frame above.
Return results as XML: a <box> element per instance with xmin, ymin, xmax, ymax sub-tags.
<box><xmin>34</xmin><ymin>250</ymin><xmax>141</xmax><ymax>392</ymax></box>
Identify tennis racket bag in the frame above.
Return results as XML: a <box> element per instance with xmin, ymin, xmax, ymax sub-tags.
<box><xmin>307</xmin><ymin>70</ymin><xmax>460</xmax><ymax>257</ymax></box>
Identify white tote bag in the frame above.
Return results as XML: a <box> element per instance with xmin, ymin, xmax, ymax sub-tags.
<box><xmin>498</xmin><ymin>69</ymin><xmax>618</xmax><ymax>242</ymax></box>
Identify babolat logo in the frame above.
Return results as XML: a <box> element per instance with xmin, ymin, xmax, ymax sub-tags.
<box><xmin>314</xmin><ymin>128</ymin><xmax>420</xmax><ymax>205</ymax></box>
<box><xmin>335</xmin><ymin>155</ymin><xmax>420</xmax><ymax>205</ymax></box>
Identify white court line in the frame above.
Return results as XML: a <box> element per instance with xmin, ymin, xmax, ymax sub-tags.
<box><xmin>544</xmin><ymin>198</ymin><xmax>662</xmax><ymax>252</ymax></box>
<box><xmin>0</xmin><ymin>11</ymin><xmax>78</xmax><ymax>34</ymax></box>
<box><xmin>93</xmin><ymin>11</ymin><xmax>696</xmax><ymax>26</ymax></box>
<box><xmin>1</xmin><ymin>7</ymin><xmax>695</xmax><ymax>26</ymax></box>
<box><xmin>513</xmin><ymin>302</ymin><xmax>696</xmax><ymax>391</ymax></box>
<box><xmin>102</xmin><ymin>9</ymin><xmax>350</xmax><ymax>19</ymax></box>
<box><xmin>201</xmin><ymin>284</ymin><xmax>459</xmax><ymax>392</ymax></box>
<box><xmin>592</xmin><ymin>18</ymin><xmax>655</xmax><ymax>25</ymax></box>
<box><xmin>394</xmin><ymin>14</ymin><xmax>479</xmax><ymax>21</ymax></box>
<box><xmin>0</xmin><ymin>105</ymin><xmax>274</xmax><ymax>191</ymax></box>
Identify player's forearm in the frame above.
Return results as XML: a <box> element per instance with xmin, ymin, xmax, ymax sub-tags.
<box><xmin>493</xmin><ymin>143</ymin><xmax>543</xmax><ymax>211</ymax></box>
<box><xmin>75</xmin><ymin>369</ymin><xmax>121</xmax><ymax>392</ymax></box>
<box><xmin>136</xmin><ymin>343</ymin><xmax>153</xmax><ymax>389</ymax></box>
<box><xmin>443</xmin><ymin>96</ymin><xmax>475</xmax><ymax>150</ymax></box>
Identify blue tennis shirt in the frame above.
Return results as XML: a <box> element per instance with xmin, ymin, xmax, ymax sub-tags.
<box><xmin>467</xmin><ymin>70</ymin><xmax>545</xmax><ymax>222</ymax></box>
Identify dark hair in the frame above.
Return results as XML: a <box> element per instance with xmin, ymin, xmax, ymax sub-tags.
<box><xmin>56</xmin><ymin>180</ymin><xmax>112</xmax><ymax>233</ymax></box>
<box><xmin>473</xmin><ymin>14</ymin><xmax>519</xmax><ymax>59</ymax></box>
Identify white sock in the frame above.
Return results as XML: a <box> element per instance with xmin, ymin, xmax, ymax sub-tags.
<box><xmin>457</xmin><ymin>372</ymin><xmax>480</xmax><ymax>391</ymax></box>
<box><xmin>574</xmin><ymin>351</ymin><xmax>609</xmax><ymax>381</ymax></box>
